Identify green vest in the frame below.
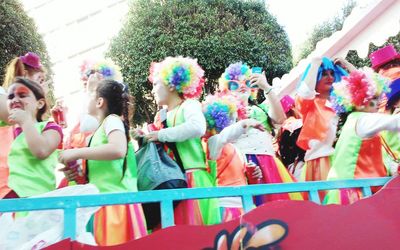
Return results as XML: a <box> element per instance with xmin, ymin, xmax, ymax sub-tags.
<box><xmin>381</xmin><ymin>130</ymin><xmax>400</xmax><ymax>173</ymax></box>
<box><xmin>8</xmin><ymin>122</ymin><xmax>57</xmax><ymax>197</ymax></box>
<box><xmin>87</xmin><ymin>115</ymin><xmax>138</xmax><ymax>193</ymax></box>
<box><xmin>250</xmin><ymin>103</ymin><xmax>272</xmax><ymax>132</ymax></box>
<box><xmin>328</xmin><ymin>112</ymin><xmax>388</xmax><ymax>180</ymax></box>
<box><xmin>166</xmin><ymin>101</ymin><xmax>207</xmax><ymax>170</ymax></box>
<box><xmin>328</xmin><ymin>112</ymin><xmax>363</xmax><ymax>180</ymax></box>
<box><xmin>381</xmin><ymin>130</ymin><xmax>400</xmax><ymax>156</ymax></box>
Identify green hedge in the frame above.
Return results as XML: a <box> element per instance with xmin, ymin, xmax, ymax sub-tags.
<box><xmin>0</xmin><ymin>0</ymin><xmax>51</xmax><ymax>85</ymax></box>
<box><xmin>346</xmin><ymin>32</ymin><xmax>400</xmax><ymax>68</ymax></box>
<box><xmin>108</xmin><ymin>0</ymin><xmax>293</xmax><ymax>125</ymax></box>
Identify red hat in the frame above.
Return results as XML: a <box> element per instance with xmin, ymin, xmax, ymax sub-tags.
<box><xmin>20</xmin><ymin>52</ymin><xmax>43</xmax><ymax>70</ymax></box>
<box><xmin>369</xmin><ymin>45</ymin><xmax>400</xmax><ymax>70</ymax></box>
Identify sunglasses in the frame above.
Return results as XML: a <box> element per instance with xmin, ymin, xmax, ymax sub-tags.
<box><xmin>227</xmin><ymin>80</ymin><xmax>258</xmax><ymax>91</ymax></box>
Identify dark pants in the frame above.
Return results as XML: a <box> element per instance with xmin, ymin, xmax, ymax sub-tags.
<box><xmin>142</xmin><ymin>179</ymin><xmax>187</xmax><ymax>230</ymax></box>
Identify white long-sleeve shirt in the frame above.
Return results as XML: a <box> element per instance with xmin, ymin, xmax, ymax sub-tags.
<box><xmin>158</xmin><ymin>99</ymin><xmax>206</xmax><ymax>143</ymax></box>
<box><xmin>357</xmin><ymin>113</ymin><xmax>400</xmax><ymax>138</ymax></box>
<box><xmin>208</xmin><ymin>120</ymin><xmax>247</xmax><ymax>160</ymax></box>
<box><xmin>208</xmin><ymin>120</ymin><xmax>249</xmax><ymax>208</ymax></box>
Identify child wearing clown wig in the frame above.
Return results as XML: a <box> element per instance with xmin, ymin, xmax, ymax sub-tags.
<box><xmin>220</xmin><ymin>62</ymin><xmax>304</xmax><ymax>203</ymax></box>
<box><xmin>59</xmin><ymin>59</ymin><xmax>123</xmax><ymax>188</ymax></box>
<box><xmin>145</xmin><ymin>56</ymin><xmax>221</xmax><ymax>225</ymax></box>
<box><xmin>202</xmin><ymin>93</ymin><xmax>263</xmax><ymax>222</ymax></box>
<box><xmin>324</xmin><ymin>68</ymin><xmax>400</xmax><ymax>205</ymax></box>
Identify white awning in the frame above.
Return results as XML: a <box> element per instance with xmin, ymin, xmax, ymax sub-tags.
<box><xmin>274</xmin><ymin>0</ymin><xmax>400</xmax><ymax>97</ymax></box>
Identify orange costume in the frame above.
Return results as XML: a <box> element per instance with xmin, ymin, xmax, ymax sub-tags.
<box><xmin>0</xmin><ymin>125</ymin><xmax>13</xmax><ymax>198</ymax></box>
<box><xmin>296</xmin><ymin>96</ymin><xmax>337</xmax><ymax>182</ymax></box>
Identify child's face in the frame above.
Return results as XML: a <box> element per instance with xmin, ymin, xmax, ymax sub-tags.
<box><xmin>316</xmin><ymin>70</ymin><xmax>335</xmax><ymax>96</ymax></box>
<box><xmin>30</xmin><ymin>71</ymin><xmax>47</xmax><ymax>91</ymax></box>
<box><xmin>7</xmin><ymin>83</ymin><xmax>41</xmax><ymax>115</ymax></box>
<box><xmin>227</xmin><ymin>80</ymin><xmax>252</xmax><ymax>102</ymax></box>
<box><xmin>152</xmin><ymin>80</ymin><xmax>170</xmax><ymax>106</ymax></box>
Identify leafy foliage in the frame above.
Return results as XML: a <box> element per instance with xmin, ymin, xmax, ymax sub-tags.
<box><xmin>0</xmin><ymin>0</ymin><xmax>51</xmax><ymax>85</ymax></box>
<box><xmin>346</xmin><ymin>31</ymin><xmax>400</xmax><ymax>68</ymax></box>
<box><xmin>296</xmin><ymin>0</ymin><xmax>400</xmax><ymax>70</ymax></box>
<box><xmin>295</xmin><ymin>0</ymin><xmax>356</xmax><ymax>64</ymax></box>
<box><xmin>108</xmin><ymin>0</ymin><xmax>293</xmax><ymax>125</ymax></box>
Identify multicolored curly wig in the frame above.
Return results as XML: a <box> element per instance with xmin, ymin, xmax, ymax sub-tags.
<box><xmin>218</xmin><ymin>62</ymin><xmax>258</xmax><ymax>100</ymax></box>
<box><xmin>202</xmin><ymin>93</ymin><xmax>247</xmax><ymax>136</ymax></box>
<box><xmin>149</xmin><ymin>56</ymin><xmax>205</xmax><ymax>99</ymax></box>
<box><xmin>330</xmin><ymin>68</ymin><xmax>390</xmax><ymax>113</ymax></box>
<box><xmin>79</xmin><ymin>59</ymin><xmax>123</xmax><ymax>82</ymax></box>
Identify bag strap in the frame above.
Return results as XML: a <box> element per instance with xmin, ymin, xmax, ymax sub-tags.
<box><xmin>162</xmin><ymin>119</ymin><xmax>186</xmax><ymax>173</ymax></box>
<box><xmin>84</xmin><ymin>135</ymin><xmax>94</xmax><ymax>179</ymax></box>
<box><xmin>381</xmin><ymin>135</ymin><xmax>400</xmax><ymax>163</ymax></box>
<box><xmin>85</xmin><ymin>122</ymin><xmax>129</xmax><ymax>180</ymax></box>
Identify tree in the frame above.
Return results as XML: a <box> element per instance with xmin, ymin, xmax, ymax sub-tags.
<box><xmin>295</xmin><ymin>0</ymin><xmax>400</xmax><ymax>68</ymax></box>
<box><xmin>108</xmin><ymin>0</ymin><xmax>293</xmax><ymax>125</ymax></box>
<box><xmin>295</xmin><ymin>0</ymin><xmax>356</xmax><ymax>64</ymax></box>
<box><xmin>346</xmin><ymin>31</ymin><xmax>400</xmax><ymax>68</ymax></box>
<box><xmin>0</xmin><ymin>0</ymin><xmax>51</xmax><ymax>84</ymax></box>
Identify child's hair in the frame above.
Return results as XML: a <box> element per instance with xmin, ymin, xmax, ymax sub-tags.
<box><xmin>219</xmin><ymin>62</ymin><xmax>258</xmax><ymax>100</ymax></box>
<box><xmin>96</xmin><ymin>80</ymin><xmax>132</xmax><ymax>175</ymax></box>
<box><xmin>11</xmin><ymin>77</ymin><xmax>47</xmax><ymax>122</ymax></box>
<box><xmin>202</xmin><ymin>93</ymin><xmax>247</xmax><ymax>136</ymax></box>
<box><xmin>299</xmin><ymin>57</ymin><xmax>348</xmax><ymax>88</ymax></box>
<box><xmin>334</xmin><ymin>112</ymin><xmax>350</xmax><ymax>147</ymax></box>
<box><xmin>378</xmin><ymin>58</ymin><xmax>400</xmax><ymax>71</ymax></box>
<box><xmin>3</xmin><ymin>55</ymin><xmax>45</xmax><ymax>88</ymax></box>
<box><xmin>80</xmin><ymin>59</ymin><xmax>123</xmax><ymax>82</ymax></box>
<box><xmin>96</xmin><ymin>80</ymin><xmax>132</xmax><ymax>142</ymax></box>
<box><xmin>149</xmin><ymin>56</ymin><xmax>205</xmax><ymax>99</ymax></box>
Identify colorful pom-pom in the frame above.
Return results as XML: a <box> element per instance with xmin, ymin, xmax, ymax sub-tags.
<box><xmin>149</xmin><ymin>56</ymin><xmax>205</xmax><ymax>99</ymax></box>
<box><xmin>331</xmin><ymin>68</ymin><xmax>390</xmax><ymax>113</ymax></box>
<box><xmin>202</xmin><ymin>93</ymin><xmax>247</xmax><ymax>136</ymax></box>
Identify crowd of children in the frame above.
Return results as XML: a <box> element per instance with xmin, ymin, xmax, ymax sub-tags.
<box><xmin>0</xmin><ymin>44</ymin><xmax>399</xmax><ymax>246</ymax></box>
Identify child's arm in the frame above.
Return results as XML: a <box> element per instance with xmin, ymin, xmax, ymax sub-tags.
<box><xmin>300</xmin><ymin>58</ymin><xmax>322</xmax><ymax>96</ymax></box>
<box><xmin>334</xmin><ymin>57</ymin><xmax>357</xmax><ymax>73</ymax></box>
<box><xmin>152</xmin><ymin>99</ymin><xmax>206</xmax><ymax>142</ymax></box>
<box><xmin>356</xmin><ymin>113</ymin><xmax>400</xmax><ymax>138</ymax></box>
<box><xmin>9</xmin><ymin>109</ymin><xmax>61</xmax><ymax>159</ymax></box>
<box><xmin>264</xmin><ymin>90</ymin><xmax>286</xmax><ymax>125</ymax></box>
<box><xmin>60</xmin><ymin>130</ymin><xmax>127</xmax><ymax>163</ymax></box>
<box><xmin>59</xmin><ymin>116</ymin><xmax>127</xmax><ymax>164</ymax></box>
<box><xmin>208</xmin><ymin>119</ymin><xmax>264</xmax><ymax>160</ymax></box>
<box><xmin>249</xmin><ymin>72</ymin><xmax>286</xmax><ymax>124</ymax></box>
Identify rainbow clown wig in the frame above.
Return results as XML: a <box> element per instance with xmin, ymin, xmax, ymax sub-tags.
<box><xmin>79</xmin><ymin>59</ymin><xmax>123</xmax><ymax>82</ymax></box>
<box><xmin>202</xmin><ymin>93</ymin><xmax>247</xmax><ymax>136</ymax></box>
<box><xmin>330</xmin><ymin>68</ymin><xmax>390</xmax><ymax>114</ymax></box>
<box><xmin>218</xmin><ymin>62</ymin><xmax>257</xmax><ymax>99</ymax></box>
<box><xmin>149</xmin><ymin>56</ymin><xmax>205</xmax><ymax>99</ymax></box>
